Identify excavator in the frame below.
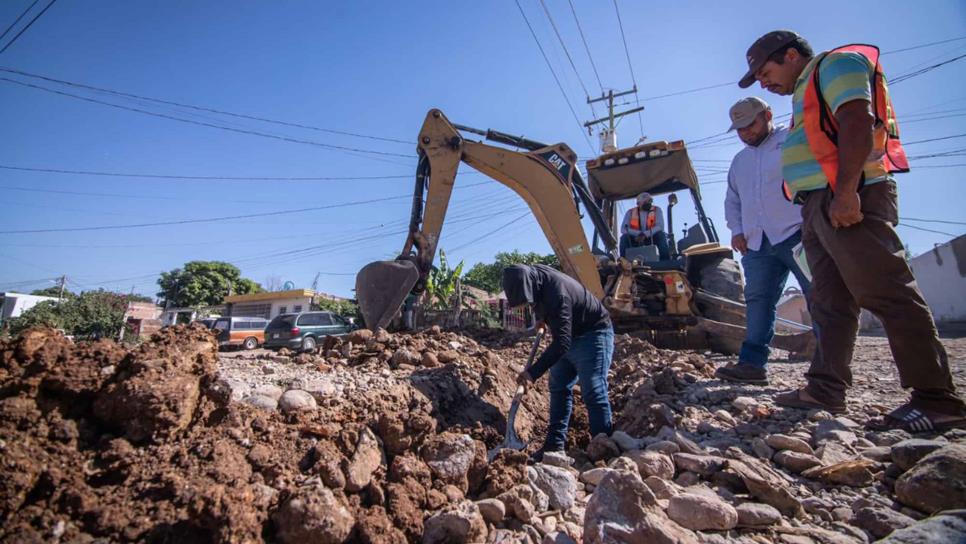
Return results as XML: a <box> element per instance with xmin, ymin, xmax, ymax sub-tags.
<box><xmin>355</xmin><ymin>109</ymin><xmax>814</xmax><ymax>357</ymax></box>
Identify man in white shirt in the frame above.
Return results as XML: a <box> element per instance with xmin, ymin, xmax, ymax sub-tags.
<box><xmin>619</xmin><ymin>192</ymin><xmax>670</xmax><ymax>260</ymax></box>
<box><xmin>715</xmin><ymin>97</ymin><xmax>812</xmax><ymax>385</ymax></box>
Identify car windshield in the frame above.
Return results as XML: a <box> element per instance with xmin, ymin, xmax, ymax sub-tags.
<box><xmin>268</xmin><ymin>315</ymin><xmax>297</xmax><ymax>328</ymax></box>
<box><xmin>213</xmin><ymin>319</ymin><xmax>230</xmax><ymax>331</ymax></box>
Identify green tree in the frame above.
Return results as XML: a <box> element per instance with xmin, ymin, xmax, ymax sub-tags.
<box><xmin>7</xmin><ymin>289</ymin><xmax>130</xmax><ymax>338</ymax></box>
<box><xmin>462</xmin><ymin>251</ymin><xmax>559</xmax><ymax>293</ymax></box>
<box><xmin>312</xmin><ymin>297</ymin><xmax>361</xmax><ymax>321</ymax></box>
<box><xmin>30</xmin><ymin>286</ymin><xmax>74</xmax><ymax>298</ymax></box>
<box><xmin>425</xmin><ymin>249</ymin><xmax>464</xmax><ymax>309</ymax></box>
<box><xmin>157</xmin><ymin>261</ymin><xmax>261</xmax><ymax>308</ymax></box>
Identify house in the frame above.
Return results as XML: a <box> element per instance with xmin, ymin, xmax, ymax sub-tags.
<box><xmin>124</xmin><ymin>302</ymin><xmax>163</xmax><ymax>339</ymax></box>
<box><xmin>0</xmin><ymin>292</ymin><xmax>59</xmax><ymax>323</ymax></box>
<box><xmin>908</xmin><ymin>234</ymin><xmax>966</xmax><ymax>325</ymax></box>
<box><xmin>160</xmin><ymin>306</ymin><xmax>223</xmax><ymax>327</ymax></box>
<box><xmin>224</xmin><ymin>289</ymin><xmax>317</xmax><ymax>319</ymax></box>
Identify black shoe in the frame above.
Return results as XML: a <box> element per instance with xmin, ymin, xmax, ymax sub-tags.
<box><xmin>715</xmin><ymin>362</ymin><xmax>768</xmax><ymax>385</ymax></box>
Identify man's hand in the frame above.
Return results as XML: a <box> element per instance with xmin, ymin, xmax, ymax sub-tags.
<box><xmin>829</xmin><ymin>191</ymin><xmax>863</xmax><ymax>228</ymax></box>
<box><xmin>731</xmin><ymin>234</ymin><xmax>748</xmax><ymax>255</ymax></box>
<box><xmin>516</xmin><ymin>370</ymin><xmax>534</xmax><ymax>389</ymax></box>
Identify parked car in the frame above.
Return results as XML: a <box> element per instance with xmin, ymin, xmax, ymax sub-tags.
<box><xmin>212</xmin><ymin>316</ymin><xmax>269</xmax><ymax>350</ymax></box>
<box><xmin>264</xmin><ymin>311</ymin><xmax>353</xmax><ymax>351</ymax></box>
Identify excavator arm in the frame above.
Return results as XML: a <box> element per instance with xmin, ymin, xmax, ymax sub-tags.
<box><xmin>356</xmin><ymin>109</ymin><xmax>615</xmax><ymax>329</ymax></box>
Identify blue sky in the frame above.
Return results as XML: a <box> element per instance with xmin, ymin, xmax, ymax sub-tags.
<box><xmin>1</xmin><ymin>1</ymin><xmax>964</xmax><ymax>299</ymax></box>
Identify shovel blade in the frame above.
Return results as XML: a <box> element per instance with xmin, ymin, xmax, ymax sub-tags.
<box><xmin>356</xmin><ymin>260</ymin><xmax>419</xmax><ymax>330</ymax></box>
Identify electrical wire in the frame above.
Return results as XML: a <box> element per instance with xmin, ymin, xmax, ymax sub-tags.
<box><xmin>0</xmin><ymin>67</ymin><xmax>413</xmax><ymax>145</ymax></box>
<box><xmin>0</xmin><ymin>77</ymin><xmax>415</xmax><ymax>159</ymax></box>
<box><xmin>566</xmin><ymin>0</ymin><xmax>602</xmax><ymax>93</ymax></box>
<box><xmin>883</xmin><ymin>36</ymin><xmax>966</xmax><ymax>55</ymax></box>
<box><xmin>513</xmin><ymin>0</ymin><xmax>595</xmax><ymax>153</ymax></box>
<box><xmin>900</xmin><ymin>217</ymin><xmax>966</xmax><ymax>226</ymax></box>
<box><xmin>898</xmin><ymin>223</ymin><xmax>958</xmax><ymax>237</ymax></box>
<box><xmin>0</xmin><ymin>0</ymin><xmax>41</xmax><ymax>44</ymax></box>
<box><xmin>610</xmin><ymin>0</ymin><xmax>644</xmax><ymax>137</ymax></box>
<box><xmin>537</xmin><ymin>0</ymin><xmax>596</xmax><ymax>117</ymax></box>
<box><xmin>0</xmin><ymin>0</ymin><xmax>56</xmax><ymax>55</ymax></box>
<box><xmin>891</xmin><ymin>52</ymin><xmax>966</xmax><ymax>85</ymax></box>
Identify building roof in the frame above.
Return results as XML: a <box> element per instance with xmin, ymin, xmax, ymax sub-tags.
<box><xmin>224</xmin><ymin>289</ymin><xmax>315</xmax><ymax>303</ymax></box>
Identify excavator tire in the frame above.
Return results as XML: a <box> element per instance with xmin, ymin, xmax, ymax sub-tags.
<box><xmin>697</xmin><ymin>255</ymin><xmax>744</xmax><ymax>303</ymax></box>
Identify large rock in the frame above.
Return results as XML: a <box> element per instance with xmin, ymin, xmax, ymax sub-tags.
<box><xmin>773</xmin><ymin>450</ymin><xmax>823</xmax><ymax>473</ymax></box>
<box><xmin>851</xmin><ymin>507</ymin><xmax>916</xmax><ymax>540</ymax></box>
<box><xmin>895</xmin><ymin>444</ymin><xmax>966</xmax><ymax>514</ymax></box>
<box><xmin>736</xmin><ymin>503</ymin><xmax>781</xmax><ymax>527</ymax></box>
<box><xmin>802</xmin><ymin>459</ymin><xmax>876</xmax><ymax>487</ymax></box>
<box><xmin>667</xmin><ymin>493</ymin><xmax>738</xmax><ymax>531</ymax></box>
<box><xmin>628</xmin><ymin>450</ymin><xmax>675</xmax><ymax>480</ymax></box>
<box><xmin>583</xmin><ymin>470</ymin><xmax>698</xmax><ymax>544</ymax></box>
<box><xmin>476</xmin><ymin>498</ymin><xmax>505</xmax><ymax>524</ymax></box>
<box><xmin>581</xmin><ymin>467</ymin><xmax>617</xmax><ymax>487</ymax></box>
<box><xmin>529</xmin><ymin>464</ymin><xmax>578</xmax><ymax>511</ymax></box>
<box><xmin>272</xmin><ymin>483</ymin><xmax>354</xmax><ymax>544</ymax></box>
<box><xmin>93</xmin><ymin>326</ymin><xmax>217</xmax><ymax>443</ymax></box>
<box><xmin>766</xmin><ymin>434</ymin><xmax>815</xmax><ymax>455</ymax></box>
<box><xmin>421</xmin><ymin>433</ymin><xmax>482</xmax><ymax>492</ymax></box>
<box><xmin>672</xmin><ymin>453</ymin><xmax>726</xmax><ymax>476</ymax></box>
<box><xmin>878</xmin><ymin>510</ymin><xmax>966</xmax><ymax>544</ymax></box>
<box><xmin>724</xmin><ymin>452</ymin><xmax>803</xmax><ymax>518</ymax></box>
<box><xmin>891</xmin><ymin>439</ymin><xmax>946</xmax><ymax>471</ymax></box>
<box><xmin>611</xmin><ymin>430</ymin><xmax>645</xmax><ymax>451</ymax></box>
<box><xmin>422</xmin><ymin>500</ymin><xmax>487</xmax><ymax>544</ymax></box>
<box><xmin>587</xmin><ymin>434</ymin><xmax>621</xmax><ymax>461</ymax></box>
<box><xmin>278</xmin><ymin>389</ymin><xmax>318</xmax><ymax>413</ymax></box>
<box><xmin>344</xmin><ymin>427</ymin><xmax>385</xmax><ymax>492</ymax></box>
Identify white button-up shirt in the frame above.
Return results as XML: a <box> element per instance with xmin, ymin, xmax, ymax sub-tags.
<box><xmin>724</xmin><ymin>125</ymin><xmax>802</xmax><ymax>251</ymax></box>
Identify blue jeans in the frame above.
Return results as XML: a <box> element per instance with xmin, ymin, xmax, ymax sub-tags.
<box><xmin>545</xmin><ymin>327</ymin><xmax>614</xmax><ymax>451</ymax></box>
<box><xmin>740</xmin><ymin>231</ymin><xmax>812</xmax><ymax>367</ymax></box>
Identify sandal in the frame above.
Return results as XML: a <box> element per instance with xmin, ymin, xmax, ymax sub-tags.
<box><xmin>866</xmin><ymin>403</ymin><xmax>966</xmax><ymax>433</ymax></box>
<box><xmin>774</xmin><ymin>388</ymin><xmax>846</xmax><ymax>414</ymax></box>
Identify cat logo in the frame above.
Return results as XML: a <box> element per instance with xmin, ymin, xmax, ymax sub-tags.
<box><xmin>546</xmin><ymin>153</ymin><xmax>566</xmax><ymax>171</ymax></box>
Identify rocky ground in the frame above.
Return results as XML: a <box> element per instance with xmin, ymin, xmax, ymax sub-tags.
<box><xmin>1</xmin><ymin>324</ymin><xmax>964</xmax><ymax>543</ymax></box>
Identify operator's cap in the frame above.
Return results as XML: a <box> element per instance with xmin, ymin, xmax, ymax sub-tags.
<box><xmin>738</xmin><ymin>30</ymin><xmax>803</xmax><ymax>88</ymax></box>
<box><xmin>728</xmin><ymin>97</ymin><xmax>770</xmax><ymax>131</ymax></box>
<box><xmin>636</xmin><ymin>192</ymin><xmax>653</xmax><ymax>204</ymax></box>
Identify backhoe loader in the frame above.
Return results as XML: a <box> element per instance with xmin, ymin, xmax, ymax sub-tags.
<box><xmin>355</xmin><ymin>109</ymin><xmax>814</xmax><ymax>357</ymax></box>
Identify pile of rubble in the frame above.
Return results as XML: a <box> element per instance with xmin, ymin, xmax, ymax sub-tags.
<box><xmin>1</xmin><ymin>324</ymin><xmax>963</xmax><ymax>543</ymax></box>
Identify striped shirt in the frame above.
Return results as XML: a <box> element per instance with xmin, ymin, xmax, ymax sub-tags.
<box><xmin>782</xmin><ymin>51</ymin><xmax>890</xmax><ymax>199</ymax></box>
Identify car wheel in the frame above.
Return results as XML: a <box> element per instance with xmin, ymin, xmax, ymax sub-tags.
<box><xmin>243</xmin><ymin>337</ymin><xmax>258</xmax><ymax>350</ymax></box>
<box><xmin>301</xmin><ymin>336</ymin><xmax>317</xmax><ymax>352</ymax></box>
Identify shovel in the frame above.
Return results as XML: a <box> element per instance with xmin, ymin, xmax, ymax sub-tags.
<box><xmin>488</xmin><ymin>327</ymin><xmax>545</xmax><ymax>460</ymax></box>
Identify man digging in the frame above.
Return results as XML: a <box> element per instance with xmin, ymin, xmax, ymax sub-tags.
<box><xmin>501</xmin><ymin>264</ymin><xmax>615</xmax><ymax>461</ymax></box>
<box><xmin>738</xmin><ymin>29</ymin><xmax>965</xmax><ymax>431</ymax></box>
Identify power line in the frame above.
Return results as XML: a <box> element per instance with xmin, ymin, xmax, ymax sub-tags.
<box><xmin>891</xmin><ymin>52</ymin><xmax>966</xmax><ymax>85</ymax></box>
<box><xmin>566</xmin><ymin>0</ymin><xmax>603</xmax><ymax>93</ymax></box>
<box><xmin>448</xmin><ymin>212</ymin><xmax>532</xmax><ymax>252</ymax></box>
<box><xmin>512</xmin><ymin>0</ymin><xmax>594</xmax><ymax>153</ymax></box>
<box><xmin>642</xmin><ymin>81</ymin><xmax>736</xmax><ymax>102</ymax></box>
<box><xmin>537</xmin><ymin>0</ymin><xmax>595</xmax><ymax>114</ymax></box>
<box><xmin>0</xmin><ymin>76</ymin><xmax>415</xmax><ymax>159</ymax></box>
<box><xmin>611</xmin><ymin>0</ymin><xmax>643</xmax><ymax>137</ymax></box>
<box><xmin>0</xmin><ymin>0</ymin><xmax>41</xmax><ymax>44</ymax></box>
<box><xmin>898</xmin><ymin>223</ymin><xmax>958</xmax><ymax>237</ymax></box>
<box><xmin>902</xmin><ymin>133</ymin><xmax>966</xmax><ymax>146</ymax></box>
<box><xmin>883</xmin><ymin>36</ymin><xmax>966</xmax><ymax>55</ymax></box>
<box><xmin>0</xmin><ymin>67</ymin><xmax>413</xmax><ymax>145</ymax></box>
<box><xmin>0</xmin><ymin>0</ymin><xmax>57</xmax><ymax>55</ymax></box>
<box><xmin>0</xmin><ymin>163</ymin><xmax>415</xmax><ymax>182</ymax></box>
<box><xmin>901</xmin><ymin>217</ymin><xmax>966</xmax><ymax>226</ymax></box>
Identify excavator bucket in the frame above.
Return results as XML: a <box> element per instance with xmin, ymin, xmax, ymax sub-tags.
<box><xmin>355</xmin><ymin>260</ymin><xmax>420</xmax><ymax>331</ymax></box>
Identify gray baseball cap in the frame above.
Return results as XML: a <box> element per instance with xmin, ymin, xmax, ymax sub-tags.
<box><xmin>738</xmin><ymin>30</ymin><xmax>803</xmax><ymax>88</ymax></box>
<box><xmin>728</xmin><ymin>97</ymin><xmax>770</xmax><ymax>131</ymax></box>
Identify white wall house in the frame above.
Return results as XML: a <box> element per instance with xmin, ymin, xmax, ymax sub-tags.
<box><xmin>0</xmin><ymin>292</ymin><xmax>59</xmax><ymax>323</ymax></box>
<box><xmin>224</xmin><ymin>289</ymin><xmax>316</xmax><ymax>319</ymax></box>
<box><xmin>908</xmin><ymin>234</ymin><xmax>966</xmax><ymax>323</ymax></box>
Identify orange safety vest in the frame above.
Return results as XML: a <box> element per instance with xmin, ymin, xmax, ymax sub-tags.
<box><xmin>629</xmin><ymin>208</ymin><xmax>657</xmax><ymax>231</ymax></box>
<box><xmin>784</xmin><ymin>44</ymin><xmax>910</xmax><ymax>200</ymax></box>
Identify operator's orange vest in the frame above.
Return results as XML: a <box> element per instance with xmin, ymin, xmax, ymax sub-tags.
<box><xmin>629</xmin><ymin>208</ymin><xmax>657</xmax><ymax>231</ymax></box>
<box><xmin>784</xmin><ymin>44</ymin><xmax>909</xmax><ymax>199</ymax></box>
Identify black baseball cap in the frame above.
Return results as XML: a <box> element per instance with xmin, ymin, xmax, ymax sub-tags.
<box><xmin>739</xmin><ymin>30</ymin><xmax>803</xmax><ymax>88</ymax></box>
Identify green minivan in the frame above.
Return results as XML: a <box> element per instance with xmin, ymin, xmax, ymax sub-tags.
<box><xmin>263</xmin><ymin>311</ymin><xmax>353</xmax><ymax>351</ymax></box>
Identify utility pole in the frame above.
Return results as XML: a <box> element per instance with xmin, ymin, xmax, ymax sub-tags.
<box><xmin>57</xmin><ymin>275</ymin><xmax>67</xmax><ymax>301</ymax></box>
<box><xmin>311</xmin><ymin>272</ymin><xmax>321</xmax><ymax>292</ymax></box>
<box><xmin>584</xmin><ymin>87</ymin><xmax>644</xmax><ymax>154</ymax></box>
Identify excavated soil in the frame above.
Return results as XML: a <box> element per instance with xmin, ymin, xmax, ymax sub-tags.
<box><xmin>1</xmin><ymin>324</ymin><xmax>964</xmax><ymax>543</ymax></box>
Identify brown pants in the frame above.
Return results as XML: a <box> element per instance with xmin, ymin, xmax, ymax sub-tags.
<box><xmin>801</xmin><ymin>180</ymin><xmax>964</xmax><ymax>415</ymax></box>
